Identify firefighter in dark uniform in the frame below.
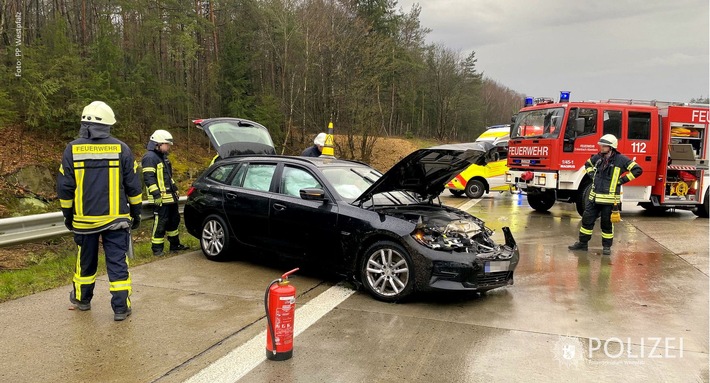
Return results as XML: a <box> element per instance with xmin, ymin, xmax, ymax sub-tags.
<box><xmin>301</xmin><ymin>132</ymin><xmax>326</xmax><ymax>157</ymax></box>
<box><xmin>58</xmin><ymin>101</ymin><xmax>142</xmax><ymax>321</ymax></box>
<box><xmin>142</xmin><ymin>130</ymin><xmax>188</xmax><ymax>256</ymax></box>
<box><xmin>569</xmin><ymin>134</ymin><xmax>643</xmax><ymax>255</ymax></box>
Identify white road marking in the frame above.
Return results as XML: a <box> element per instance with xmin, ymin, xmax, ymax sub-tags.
<box><xmin>457</xmin><ymin>198</ymin><xmax>483</xmax><ymax>212</ymax></box>
<box><xmin>184</xmin><ymin>283</ymin><xmax>356</xmax><ymax>383</ymax></box>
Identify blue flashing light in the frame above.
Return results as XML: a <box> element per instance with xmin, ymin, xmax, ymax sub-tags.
<box><xmin>559</xmin><ymin>91</ymin><xmax>570</xmax><ymax>103</ymax></box>
<box><xmin>524</xmin><ymin>97</ymin><xmax>534</xmax><ymax>107</ymax></box>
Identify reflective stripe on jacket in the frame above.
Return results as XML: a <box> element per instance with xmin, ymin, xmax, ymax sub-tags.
<box><xmin>57</xmin><ymin>136</ymin><xmax>143</xmax><ymax>233</ymax></box>
<box><xmin>141</xmin><ymin>150</ymin><xmax>177</xmax><ymax>204</ymax></box>
<box><xmin>584</xmin><ymin>151</ymin><xmax>643</xmax><ymax>205</ymax></box>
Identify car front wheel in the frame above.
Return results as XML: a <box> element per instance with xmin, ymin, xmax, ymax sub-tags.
<box><xmin>201</xmin><ymin>215</ymin><xmax>230</xmax><ymax>261</ymax></box>
<box><xmin>360</xmin><ymin>241</ymin><xmax>414</xmax><ymax>302</ymax></box>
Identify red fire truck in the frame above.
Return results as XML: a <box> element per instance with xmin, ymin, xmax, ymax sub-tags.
<box><xmin>505</xmin><ymin>97</ymin><xmax>710</xmax><ymax>217</ymax></box>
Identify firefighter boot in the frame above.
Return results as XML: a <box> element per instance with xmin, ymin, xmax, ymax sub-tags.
<box><xmin>69</xmin><ymin>291</ymin><xmax>91</xmax><ymax>311</ymax></box>
<box><xmin>114</xmin><ymin>307</ymin><xmax>132</xmax><ymax>321</ymax></box>
<box><xmin>568</xmin><ymin>241</ymin><xmax>588</xmax><ymax>251</ymax></box>
<box><xmin>152</xmin><ymin>244</ymin><xmax>165</xmax><ymax>257</ymax></box>
<box><xmin>171</xmin><ymin>244</ymin><xmax>189</xmax><ymax>252</ymax></box>
<box><xmin>602</xmin><ymin>247</ymin><xmax>611</xmax><ymax>256</ymax></box>
<box><xmin>168</xmin><ymin>236</ymin><xmax>189</xmax><ymax>252</ymax></box>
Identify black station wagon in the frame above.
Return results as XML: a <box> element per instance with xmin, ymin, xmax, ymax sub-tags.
<box><xmin>185</xmin><ymin>118</ymin><xmax>519</xmax><ymax>301</ymax></box>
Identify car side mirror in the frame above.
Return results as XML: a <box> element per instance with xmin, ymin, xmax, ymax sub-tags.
<box><xmin>300</xmin><ymin>188</ymin><xmax>328</xmax><ymax>201</ymax></box>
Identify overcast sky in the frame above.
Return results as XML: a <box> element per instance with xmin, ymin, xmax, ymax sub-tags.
<box><xmin>396</xmin><ymin>0</ymin><xmax>709</xmax><ymax>103</ymax></box>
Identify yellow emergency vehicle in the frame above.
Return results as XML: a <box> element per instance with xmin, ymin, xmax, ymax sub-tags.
<box><xmin>446</xmin><ymin>125</ymin><xmax>510</xmax><ymax>198</ymax></box>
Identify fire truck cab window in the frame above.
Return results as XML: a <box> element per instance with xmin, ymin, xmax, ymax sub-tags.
<box><xmin>510</xmin><ymin>107</ymin><xmax>564</xmax><ymax>139</ymax></box>
<box><xmin>603</xmin><ymin>110</ymin><xmax>622</xmax><ymax>138</ymax></box>
<box><xmin>564</xmin><ymin>108</ymin><xmax>597</xmax><ymax>138</ymax></box>
<box><xmin>628</xmin><ymin>111</ymin><xmax>651</xmax><ymax>140</ymax></box>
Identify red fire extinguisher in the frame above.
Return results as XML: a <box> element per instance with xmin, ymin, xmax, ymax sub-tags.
<box><xmin>265</xmin><ymin>268</ymin><xmax>299</xmax><ymax>361</ymax></box>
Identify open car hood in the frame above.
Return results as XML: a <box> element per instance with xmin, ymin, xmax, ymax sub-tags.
<box><xmin>194</xmin><ymin>117</ymin><xmax>276</xmax><ymax>158</ymax></box>
<box><xmin>353</xmin><ymin>142</ymin><xmax>497</xmax><ymax>204</ymax></box>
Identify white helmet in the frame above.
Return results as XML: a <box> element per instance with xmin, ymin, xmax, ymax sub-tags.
<box><xmin>150</xmin><ymin>129</ymin><xmax>174</xmax><ymax>145</ymax></box>
<box><xmin>81</xmin><ymin>101</ymin><xmax>116</xmax><ymax>125</ymax></box>
<box><xmin>598</xmin><ymin>134</ymin><xmax>618</xmax><ymax>149</ymax></box>
<box><xmin>314</xmin><ymin>132</ymin><xmax>327</xmax><ymax>146</ymax></box>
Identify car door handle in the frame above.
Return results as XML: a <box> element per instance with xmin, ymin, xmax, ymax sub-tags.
<box><xmin>226</xmin><ymin>192</ymin><xmax>238</xmax><ymax>200</ymax></box>
<box><xmin>273</xmin><ymin>203</ymin><xmax>287</xmax><ymax>211</ymax></box>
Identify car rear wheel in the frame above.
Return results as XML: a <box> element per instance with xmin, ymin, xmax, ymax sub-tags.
<box><xmin>449</xmin><ymin>189</ymin><xmax>465</xmax><ymax>197</ymax></box>
<box><xmin>528</xmin><ymin>192</ymin><xmax>555</xmax><ymax>212</ymax></box>
<box><xmin>465</xmin><ymin>179</ymin><xmax>485</xmax><ymax>199</ymax></box>
<box><xmin>360</xmin><ymin>241</ymin><xmax>414</xmax><ymax>302</ymax></box>
<box><xmin>201</xmin><ymin>215</ymin><xmax>230</xmax><ymax>261</ymax></box>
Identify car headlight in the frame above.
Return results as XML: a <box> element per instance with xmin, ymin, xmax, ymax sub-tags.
<box><xmin>412</xmin><ymin>228</ymin><xmax>470</xmax><ymax>251</ymax></box>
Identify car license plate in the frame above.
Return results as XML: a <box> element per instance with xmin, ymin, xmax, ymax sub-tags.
<box><xmin>485</xmin><ymin>261</ymin><xmax>510</xmax><ymax>273</ymax></box>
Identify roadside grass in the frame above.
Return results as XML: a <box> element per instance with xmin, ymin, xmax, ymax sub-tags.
<box><xmin>0</xmin><ymin>222</ymin><xmax>199</xmax><ymax>303</ymax></box>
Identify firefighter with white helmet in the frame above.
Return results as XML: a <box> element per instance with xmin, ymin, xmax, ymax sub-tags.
<box><xmin>568</xmin><ymin>134</ymin><xmax>642</xmax><ymax>255</ymax></box>
<box><xmin>301</xmin><ymin>132</ymin><xmax>327</xmax><ymax>157</ymax></box>
<box><xmin>58</xmin><ymin>101</ymin><xmax>143</xmax><ymax>321</ymax></box>
<box><xmin>141</xmin><ymin>129</ymin><xmax>189</xmax><ymax>256</ymax></box>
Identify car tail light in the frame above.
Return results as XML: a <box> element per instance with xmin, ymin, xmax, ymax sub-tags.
<box><xmin>186</xmin><ymin>186</ymin><xmax>196</xmax><ymax>197</ymax></box>
<box><xmin>192</xmin><ymin>119</ymin><xmax>204</xmax><ymax>125</ymax></box>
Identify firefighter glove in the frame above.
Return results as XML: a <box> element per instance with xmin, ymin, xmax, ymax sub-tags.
<box><xmin>153</xmin><ymin>194</ymin><xmax>163</xmax><ymax>207</ymax></box>
<box><xmin>62</xmin><ymin>208</ymin><xmax>73</xmax><ymax>231</ymax></box>
<box><xmin>130</xmin><ymin>205</ymin><xmax>141</xmax><ymax>230</ymax></box>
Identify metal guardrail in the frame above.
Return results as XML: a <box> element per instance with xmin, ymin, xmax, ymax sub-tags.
<box><xmin>0</xmin><ymin>197</ymin><xmax>187</xmax><ymax>247</ymax></box>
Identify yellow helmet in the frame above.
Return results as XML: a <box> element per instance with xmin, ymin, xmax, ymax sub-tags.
<box><xmin>150</xmin><ymin>129</ymin><xmax>174</xmax><ymax>145</ymax></box>
<box><xmin>598</xmin><ymin>134</ymin><xmax>618</xmax><ymax>149</ymax></box>
<box><xmin>81</xmin><ymin>101</ymin><xmax>116</xmax><ymax>125</ymax></box>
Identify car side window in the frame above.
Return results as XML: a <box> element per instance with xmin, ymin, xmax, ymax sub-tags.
<box><xmin>206</xmin><ymin>164</ymin><xmax>236</xmax><ymax>184</ymax></box>
<box><xmin>236</xmin><ymin>164</ymin><xmax>276</xmax><ymax>191</ymax></box>
<box><xmin>280</xmin><ymin>166</ymin><xmax>323</xmax><ymax>198</ymax></box>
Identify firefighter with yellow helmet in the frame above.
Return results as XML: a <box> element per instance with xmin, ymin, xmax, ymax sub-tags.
<box><xmin>141</xmin><ymin>129</ymin><xmax>189</xmax><ymax>256</ymax></box>
<box><xmin>57</xmin><ymin>101</ymin><xmax>143</xmax><ymax>321</ymax></box>
<box><xmin>568</xmin><ymin>134</ymin><xmax>642</xmax><ymax>255</ymax></box>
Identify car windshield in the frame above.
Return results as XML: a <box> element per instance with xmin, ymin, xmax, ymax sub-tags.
<box><xmin>321</xmin><ymin>166</ymin><xmax>419</xmax><ymax>205</ymax></box>
<box><xmin>207</xmin><ymin>121</ymin><xmax>274</xmax><ymax>147</ymax></box>
<box><xmin>511</xmin><ymin>107</ymin><xmax>565</xmax><ymax>139</ymax></box>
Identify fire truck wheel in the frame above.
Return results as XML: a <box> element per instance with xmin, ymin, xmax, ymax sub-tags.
<box><xmin>465</xmin><ymin>179</ymin><xmax>485</xmax><ymax>199</ymax></box>
<box><xmin>576</xmin><ymin>183</ymin><xmax>592</xmax><ymax>216</ymax></box>
<box><xmin>693</xmin><ymin>187</ymin><xmax>709</xmax><ymax>218</ymax></box>
<box><xmin>527</xmin><ymin>192</ymin><xmax>555</xmax><ymax>212</ymax></box>
<box><xmin>360</xmin><ymin>241</ymin><xmax>414</xmax><ymax>302</ymax></box>
<box><xmin>200</xmin><ymin>215</ymin><xmax>231</xmax><ymax>261</ymax></box>
<box><xmin>449</xmin><ymin>189</ymin><xmax>465</xmax><ymax>197</ymax></box>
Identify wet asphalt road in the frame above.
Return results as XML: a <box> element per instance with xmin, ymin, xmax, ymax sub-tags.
<box><xmin>0</xmin><ymin>192</ymin><xmax>707</xmax><ymax>382</ymax></box>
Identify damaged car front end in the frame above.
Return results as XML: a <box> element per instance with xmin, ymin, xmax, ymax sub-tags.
<box><xmin>370</xmin><ymin>204</ymin><xmax>519</xmax><ymax>294</ymax></box>
<box><xmin>350</xmin><ymin>142</ymin><xmax>520</xmax><ymax>299</ymax></box>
